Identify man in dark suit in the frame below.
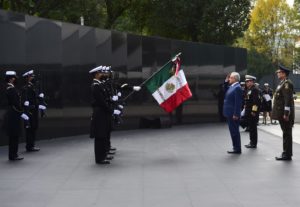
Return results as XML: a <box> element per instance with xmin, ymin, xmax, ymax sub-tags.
<box><xmin>223</xmin><ymin>72</ymin><xmax>243</xmax><ymax>154</ymax></box>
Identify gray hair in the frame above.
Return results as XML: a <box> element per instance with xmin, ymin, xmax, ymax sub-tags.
<box><xmin>230</xmin><ymin>72</ymin><xmax>240</xmax><ymax>82</ymax></box>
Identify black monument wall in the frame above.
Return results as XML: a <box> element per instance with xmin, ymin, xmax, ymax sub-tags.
<box><xmin>0</xmin><ymin>9</ymin><xmax>247</xmax><ymax>145</ymax></box>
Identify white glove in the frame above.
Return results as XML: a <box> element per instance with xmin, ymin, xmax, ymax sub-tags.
<box><xmin>117</xmin><ymin>92</ymin><xmax>122</xmax><ymax>97</ymax></box>
<box><xmin>21</xmin><ymin>113</ymin><xmax>29</xmax><ymax>121</ymax></box>
<box><xmin>133</xmin><ymin>86</ymin><xmax>141</xmax><ymax>91</ymax></box>
<box><xmin>39</xmin><ymin>93</ymin><xmax>44</xmax><ymax>98</ymax></box>
<box><xmin>39</xmin><ymin>105</ymin><xmax>47</xmax><ymax>110</ymax></box>
<box><xmin>118</xmin><ymin>105</ymin><xmax>124</xmax><ymax>109</ymax></box>
<box><xmin>113</xmin><ymin>109</ymin><xmax>121</xmax><ymax>115</ymax></box>
<box><xmin>112</xmin><ymin>95</ymin><xmax>118</xmax><ymax>101</ymax></box>
<box><xmin>121</xmin><ymin>83</ymin><xmax>128</xmax><ymax>88</ymax></box>
<box><xmin>24</xmin><ymin>101</ymin><xmax>29</xmax><ymax>106</ymax></box>
<box><xmin>241</xmin><ymin>109</ymin><xmax>245</xmax><ymax>117</ymax></box>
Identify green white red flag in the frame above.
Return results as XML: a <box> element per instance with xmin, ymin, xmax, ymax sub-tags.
<box><xmin>145</xmin><ymin>56</ymin><xmax>192</xmax><ymax>113</ymax></box>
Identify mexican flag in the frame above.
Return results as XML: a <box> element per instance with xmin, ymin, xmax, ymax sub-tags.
<box><xmin>145</xmin><ymin>57</ymin><xmax>192</xmax><ymax>113</ymax></box>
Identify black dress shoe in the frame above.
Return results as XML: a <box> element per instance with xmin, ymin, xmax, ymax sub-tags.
<box><xmin>26</xmin><ymin>147</ymin><xmax>40</xmax><ymax>152</ymax></box>
<box><xmin>245</xmin><ymin>144</ymin><xmax>257</xmax><ymax>148</ymax></box>
<box><xmin>275</xmin><ymin>156</ymin><xmax>292</xmax><ymax>161</ymax></box>
<box><xmin>108</xmin><ymin>151</ymin><xmax>115</xmax><ymax>155</ymax></box>
<box><xmin>227</xmin><ymin>150</ymin><xmax>241</xmax><ymax>154</ymax></box>
<box><xmin>110</xmin><ymin>147</ymin><xmax>117</xmax><ymax>151</ymax></box>
<box><xmin>96</xmin><ymin>160</ymin><xmax>110</xmax><ymax>164</ymax></box>
<box><xmin>9</xmin><ymin>156</ymin><xmax>24</xmax><ymax>161</ymax></box>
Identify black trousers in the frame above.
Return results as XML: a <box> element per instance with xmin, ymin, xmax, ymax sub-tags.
<box><xmin>25</xmin><ymin>128</ymin><xmax>36</xmax><ymax>149</ymax></box>
<box><xmin>279</xmin><ymin>119</ymin><xmax>293</xmax><ymax>157</ymax></box>
<box><xmin>106</xmin><ymin>133</ymin><xmax>111</xmax><ymax>152</ymax></box>
<box><xmin>247</xmin><ymin>115</ymin><xmax>258</xmax><ymax>146</ymax></box>
<box><xmin>8</xmin><ymin>136</ymin><xmax>19</xmax><ymax>159</ymax></box>
<box><xmin>94</xmin><ymin>137</ymin><xmax>107</xmax><ymax>163</ymax></box>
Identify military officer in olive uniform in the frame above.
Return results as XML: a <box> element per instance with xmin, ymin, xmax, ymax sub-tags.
<box><xmin>244</xmin><ymin>75</ymin><xmax>260</xmax><ymax>148</ymax></box>
<box><xmin>272</xmin><ymin>65</ymin><xmax>294</xmax><ymax>161</ymax></box>
<box><xmin>21</xmin><ymin>70</ymin><xmax>47</xmax><ymax>152</ymax></box>
<box><xmin>3</xmin><ymin>71</ymin><xmax>30</xmax><ymax>161</ymax></box>
<box><xmin>89</xmin><ymin>66</ymin><xmax>121</xmax><ymax>164</ymax></box>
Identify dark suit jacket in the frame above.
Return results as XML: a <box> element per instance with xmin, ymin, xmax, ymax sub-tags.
<box><xmin>223</xmin><ymin>82</ymin><xmax>243</xmax><ymax>119</ymax></box>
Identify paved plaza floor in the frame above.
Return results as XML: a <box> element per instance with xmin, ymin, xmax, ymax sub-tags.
<box><xmin>1</xmin><ymin>123</ymin><xmax>300</xmax><ymax>207</ymax></box>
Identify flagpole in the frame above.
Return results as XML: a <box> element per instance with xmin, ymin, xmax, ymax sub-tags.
<box><xmin>123</xmin><ymin>52</ymin><xmax>182</xmax><ymax>101</ymax></box>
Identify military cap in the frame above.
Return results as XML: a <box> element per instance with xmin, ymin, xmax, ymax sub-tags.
<box><xmin>103</xmin><ymin>66</ymin><xmax>109</xmax><ymax>73</ymax></box>
<box><xmin>245</xmin><ymin>75</ymin><xmax>256</xmax><ymax>81</ymax></box>
<box><xmin>5</xmin><ymin>71</ymin><xmax>17</xmax><ymax>76</ymax></box>
<box><xmin>276</xmin><ymin>64</ymin><xmax>290</xmax><ymax>75</ymax></box>
<box><xmin>22</xmin><ymin>70</ymin><xmax>34</xmax><ymax>77</ymax></box>
<box><xmin>89</xmin><ymin>65</ymin><xmax>104</xmax><ymax>74</ymax></box>
<box><xmin>240</xmin><ymin>81</ymin><xmax>245</xmax><ymax>85</ymax></box>
<box><xmin>264</xmin><ymin>83</ymin><xmax>269</xmax><ymax>86</ymax></box>
<box><xmin>104</xmin><ymin>66</ymin><xmax>112</xmax><ymax>73</ymax></box>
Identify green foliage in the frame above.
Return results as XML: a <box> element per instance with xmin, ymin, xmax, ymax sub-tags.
<box><xmin>244</xmin><ymin>0</ymin><xmax>298</xmax><ymax>66</ymax></box>
<box><xmin>0</xmin><ymin>0</ymin><xmax>251</xmax><ymax>46</ymax></box>
<box><xmin>123</xmin><ymin>0</ymin><xmax>251</xmax><ymax>45</ymax></box>
<box><xmin>237</xmin><ymin>0</ymin><xmax>300</xmax><ymax>80</ymax></box>
<box><xmin>247</xmin><ymin>49</ymin><xmax>274</xmax><ymax>79</ymax></box>
<box><xmin>198</xmin><ymin>0</ymin><xmax>251</xmax><ymax>45</ymax></box>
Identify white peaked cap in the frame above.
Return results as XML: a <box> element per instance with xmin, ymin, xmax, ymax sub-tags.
<box><xmin>22</xmin><ymin>70</ymin><xmax>34</xmax><ymax>77</ymax></box>
<box><xmin>245</xmin><ymin>75</ymin><xmax>256</xmax><ymax>81</ymax></box>
<box><xmin>89</xmin><ymin>65</ymin><xmax>103</xmax><ymax>74</ymax></box>
<box><xmin>5</xmin><ymin>71</ymin><xmax>16</xmax><ymax>76</ymax></box>
<box><xmin>104</xmin><ymin>66</ymin><xmax>110</xmax><ymax>73</ymax></box>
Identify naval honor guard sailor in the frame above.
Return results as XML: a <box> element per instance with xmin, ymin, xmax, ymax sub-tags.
<box><xmin>89</xmin><ymin>66</ymin><xmax>121</xmax><ymax>164</ymax></box>
<box><xmin>3</xmin><ymin>71</ymin><xmax>29</xmax><ymax>160</ymax></box>
<box><xmin>21</xmin><ymin>70</ymin><xmax>46</xmax><ymax>152</ymax></box>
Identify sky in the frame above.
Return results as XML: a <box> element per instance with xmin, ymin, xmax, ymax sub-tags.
<box><xmin>287</xmin><ymin>0</ymin><xmax>294</xmax><ymax>7</ymax></box>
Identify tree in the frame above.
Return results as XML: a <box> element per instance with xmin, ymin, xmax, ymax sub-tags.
<box><xmin>247</xmin><ymin>49</ymin><xmax>274</xmax><ymax>79</ymax></box>
<box><xmin>0</xmin><ymin>0</ymin><xmax>106</xmax><ymax>26</ymax></box>
<box><xmin>103</xmin><ymin>0</ymin><xmax>133</xmax><ymax>29</ymax></box>
<box><xmin>127</xmin><ymin>0</ymin><xmax>251</xmax><ymax>45</ymax></box>
<box><xmin>244</xmin><ymin>0</ymin><xmax>298</xmax><ymax>67</ymax></box>
<box><xmin>0</xmin><ymin>0</ymin><xmax>251</xmax><ymax>45</ymax></box>
<box><xmin>293</xmin><ymin>0</ymin><xmax>300</xmax><ymax>72</ymax></box>
<box><xmin>198</xmin><ymin>0</ymin><xmax>251</xmax><ymax>45</ymax></box>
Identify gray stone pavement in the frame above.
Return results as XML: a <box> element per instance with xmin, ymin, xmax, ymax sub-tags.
<box><xmin>1</xmin><ymin>123</ymin><xmax>300</xmax><ymax>207</ymax></box>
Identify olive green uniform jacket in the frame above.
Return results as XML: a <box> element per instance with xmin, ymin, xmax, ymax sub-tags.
<box><xmin>271</xmin><ymin>79</ymin><xmax>294</xmax><ymax>125</ymax></box>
